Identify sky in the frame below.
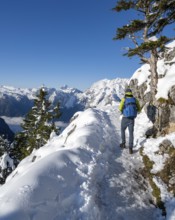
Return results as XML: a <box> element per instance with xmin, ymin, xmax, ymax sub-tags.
<box><xmin>1</xmin><ymin>44</ymin><xmax>175</xmax><ymax>219</ymax></box>
<box><xmin>0</xmin><ymin>0</ymin><xmax>142</xmax><ymax>91</ymax></box>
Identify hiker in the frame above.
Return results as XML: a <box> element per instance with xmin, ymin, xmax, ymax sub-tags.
<box><xmin>119</xmin><ymin>88</ymin><xmax>141</xmax><ymax>154</ymax></box>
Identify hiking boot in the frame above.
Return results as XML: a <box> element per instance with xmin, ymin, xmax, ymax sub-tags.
<box><xmin>120</xmin><ymin>143</ymin><xmax>126</xmax><ymax>148</ymax></box>
<box><xmin>129</xmin><ymin>148</ymin><xmax>133</xmax><ymax>154</ymax></box>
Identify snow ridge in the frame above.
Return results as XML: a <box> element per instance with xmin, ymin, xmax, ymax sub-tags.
<box><xmin>0</xmin><ymin>105</ymin><xmax>164</xmax><ymax>220</ymax></box>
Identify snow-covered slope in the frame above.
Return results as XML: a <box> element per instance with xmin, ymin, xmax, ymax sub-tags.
<box><xmin>0</xmin><ymin>88</ymin><xmax>175</xmax><ymax>219</ymax></box>
<box><xmin>84</xmin><ymin>78</ymin><xmax>128</xmax><ymax>108</ymax></box>
<box><xmin>0</xmin><ymin>104</ymin><xmax>164</xmax><ymax>220</ymax></box>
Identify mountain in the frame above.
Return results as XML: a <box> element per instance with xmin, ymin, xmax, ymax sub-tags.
<box><xmin>0</xmin><ymin>86</ymin><xmax>35</xmax><ymax>117</ymax></box>
<box><xmin>84</xmin><ymin>78</ymin><xmax>128</xmax><ymax>108</ymax></box>
<box><xmin>0</xmin><ymin>78</ymin><xmax>128</xmax><ymax>131</ymax></box>
<box><xmin>0</xmin><ymin>85</ymin><xmax>83</xmax><ymax>120</ymax></box>
<box><xmin>0</xmin><ymin>41</ymin><xmax>175</xmax><ymax>219</ymax></box>
<box><xmin>0</xmin><ymin>118</ymin><xmax>14</xmax><ymax>142</ymax></box>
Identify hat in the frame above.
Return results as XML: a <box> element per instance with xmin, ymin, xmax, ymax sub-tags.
<box><xmin>125</xmin><ymin>88</ymin><xmax>132</xmax><ymax>93</ymax></box>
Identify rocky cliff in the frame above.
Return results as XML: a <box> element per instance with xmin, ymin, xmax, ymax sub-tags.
<box><xmin>129</xmin><ymin>41</ymin><xmax>175</xmax><ymax>136</ymax></box>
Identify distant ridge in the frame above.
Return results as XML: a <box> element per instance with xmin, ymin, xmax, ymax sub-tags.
<box><xmin>0</xmin><ymin>78</ymin><xmax>129</xmax><ymax>120</ymax></box>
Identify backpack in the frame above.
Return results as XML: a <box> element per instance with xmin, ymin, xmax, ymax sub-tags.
<box><xmin>123</xmin><ymin>97</ymin><xmax>137</xmax><ymax>118</ymax></box>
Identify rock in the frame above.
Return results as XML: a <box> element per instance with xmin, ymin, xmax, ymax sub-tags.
<box><xmin>145</xmin><ymin>126</ymin><xmax>157</xmax><ymax>138</ymax></box>
<box><xmin>168</xmin><ymin>85</ymin><xmax>175</xmax><ymax>104</ymax></box>
<box><xmin>159</xmin><ymin>139</ymin><xmax>174</xmax><ymax>154</ymax></box>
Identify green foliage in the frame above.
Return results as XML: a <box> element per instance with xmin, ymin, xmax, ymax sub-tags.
<box><xmin>157</xmin><ymin>97</ymin><xmax>174</xmax><ymax>105</ymax></box>
<box><xmin>113</xmin><ymin>0</ymin><xmax>175</xmax><ymax>101</ymax></box>
<box><xmin>127</xmin><ymin>36</ymin><xmax>170</xmax><ymax>57</ymax></box>
<box><xmin>113</xmin><ymin>0</ymin><xmax>175</xmax><ymax>57</ymax></box>
<box><xmin>157</xmin><ymin>97</ymin><xmax>168</xmax><ymax>104</ymax></box>
<box><xmin>14</xmin><ymin>87</ymin><xmax>61</xmax><ymax>161</ymax></box>
<box><xmin>142</xmin><ymin>153</ymin><xmax>154</xmax><ymax>170</ymax></box>
<box><xmin>112</xmin><ymin>0</ymin><xmax>135</xmax><ymax>12</ymax></box>
<box><xmin>114</xmin><ymin>20</ymin><xmax>146</xmax><ymax>40</ymax></box>
<box><xmin>0</xmin><ymin>136</ymin><xmax>10</xmax><ymax>156</ymax></box>
<box><xmin>140</xmin><ymin>147</ymin><xmax>154</xmax><ymax>170</ymax></box>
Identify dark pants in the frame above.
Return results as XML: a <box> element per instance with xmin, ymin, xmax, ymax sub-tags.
<box><xmin>121</xmin><ymin>117</ymin><xmax>135</xmax><ymax>149</ymax></box>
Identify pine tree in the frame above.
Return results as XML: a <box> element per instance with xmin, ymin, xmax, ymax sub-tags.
<box><xmin>113</xmin><ymin>0</ymin><xmax>175</xmax><ymax>100</ymax></box>
<box><xmin>0</xmin><ymin>136</ymin><xmax>15</xmax><ymax>184</ymax></box>
<box><xmin>14</xmin><ymin>87</ymin><xmax>61</xmax><ymax>161</ymax></box>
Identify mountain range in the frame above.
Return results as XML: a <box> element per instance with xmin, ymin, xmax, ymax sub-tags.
<box><xmin>0</xmin><ymin>78</ymin><xmax>129</xmax><ymax>133</ymax></box>
<box><xmin>0</xmin><ymin>41</ymin><xmax>175</xmax><ymax>220</ymax></box>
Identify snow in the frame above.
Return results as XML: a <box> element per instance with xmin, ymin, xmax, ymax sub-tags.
<box><xmin>0</xmin><ymin>153</ymin><xmax>15</xmax><ymax>171</ymax></box>
<box><xmin>166</xmin><ymin>41</ymin><xmax>175</xmax><ymax>49</ymax></box>
<box><xmin>0</xmin><ymin>103</ymin><xmax>171</xmax><ymax>220</ymax></box>
<box><xmin>131</xmin><ymin>41</ymin><xmax>175</xmax><ymax>100</ymax></box>
<box><xmin>0</xmin><ymin>43</ymin><xmax>175</xmax><ymax>219</ymax></box>
<box><xmin>156</xmin><ymin>64</ymin><xmax>175</xmax><ymax>99</ymax></box>
<box><xmin>0</xmin><ymin>85</ymin><xmax>83</xmax><ymax>116</ymax></box>
<box><xmin>84</xmin><ymin>78</ymin><xmax>129</xmax><ymax>108</ymax></box>
<box><xmin>0</xmin><ymin>85</ymin><xmax>36</xmax><ymax>100</ymax></box>
<box><xmin>131</xmin><ymin>64</ymin><xmax>151</xmax><ymax>87</ymax></box>
<box><xmin>149</xmin><ymin>36</ymin><xmax>158</xmax><ymax>42</ymax></box>
<box><xmin>131</xmin><ymin>57</ymin><xmax>175</xmax><ymax>100</ymax></box>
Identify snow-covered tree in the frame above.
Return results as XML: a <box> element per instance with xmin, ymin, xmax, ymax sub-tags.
<box><xmin>14</xmin><ymin>87</ymin><xmax>61</xmax><ymax>160</ymax></box>
<box><xmin>113</xmin><ymin>0</ymin><xmax>175</xmax><ymax>100</ymax></box>
<box><xmin>0</xmin><ymin>136</ymin><xmax>15</xmax><ymax>184</ymax></box>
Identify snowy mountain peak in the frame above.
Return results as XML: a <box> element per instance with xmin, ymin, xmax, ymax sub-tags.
<box><xmin>84</xmin><ymin>78</ymin><xmax>129</xmax><ymax>108</ymax></box>
<box><xmin>0</xmin><ymin>85</ymin><xmax>37</xmax><ymax>100</ymax></box>
<box><xmin>0</xmin><ymin>78</ymin><xmax>128</xmax><ymax>118</ymax></box>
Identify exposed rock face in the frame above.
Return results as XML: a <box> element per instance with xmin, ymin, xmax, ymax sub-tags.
<box><xmin>130</xmin><ymin>78</ymin><xmax>174</xmax><ymax>135</ymax></box>
<box><xmin>129</xmin><ymin>79</ymin><xmax>152</xmax><ymax>108</ymax></box>
<box><xmin>158</xmin><ymin>103</ymin><xmax>171</xmax><ymax>129</ymax></box>
<box><xmin>164</xmin><ymin>47</ymin><xmax>175</xmax><ymax>62</ymax></box>
<box><xmin>140</xmin><ymin>138</ymin><xmax>175</xmax><ymax>214</ymax></box>
<box><xmin>155</xmin><ymin>139</ymin><xmax>175</xmax><ymax>195</ymax></box>
<box><xmin>129</xmin><ymin>44</ymin><xmax>175</xmax><ymax>136</ymax></box>
<box><xmin>169</xmin><ymin>106</ymin><xmax>175</xmax><ymax>122</ymax></box>
<box><xmin>168</xmin><ymin>85</ymin><xmax>175</xmax><ymax>104</ymax></box>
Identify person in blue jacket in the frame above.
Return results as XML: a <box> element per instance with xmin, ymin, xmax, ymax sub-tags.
<box><xmin>119</xmin><ymin>88</ymin><xmax>141</xmax><ymax>154</ymax></box>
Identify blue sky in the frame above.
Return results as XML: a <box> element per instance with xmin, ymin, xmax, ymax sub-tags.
<box><xmin>0</xmin><ymin>0</ymin><xmax>141</xmax><ymax>91</ymax></box>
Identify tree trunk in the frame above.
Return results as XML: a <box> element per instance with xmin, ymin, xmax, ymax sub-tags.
<box><xmin>149</xmin><ymin>50</ymin><xmax>166</xmax><ymax>133</ymax></box>
<box><xmin>149</xmin><ymin>50</ymin><xmax>158</xmax><ymax>101</ymax></box>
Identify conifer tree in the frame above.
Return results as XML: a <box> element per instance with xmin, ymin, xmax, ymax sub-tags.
<box><xmin>14</xmin><ymin>87</ymin><xmax>61</xmax><ymax>160</ymax></box>
<box><xmin>0</xmin><ymin>136</ymin><xmax>15</xmax><ymax>184</ymax></box>
<box><xmin>113</xmin><ymin>0</ymin><xmax>175</xmax><ymax>100</ymax></box>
